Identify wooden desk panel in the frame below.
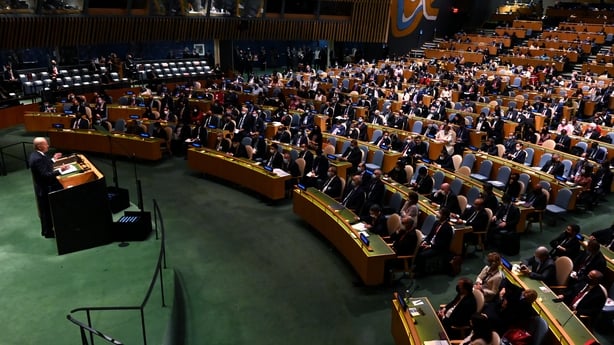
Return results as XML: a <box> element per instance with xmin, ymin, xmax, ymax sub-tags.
<box><xmin>513</xmin><ymin>20</ymin><xmax>543</xmax><ymax>31</ymax></box>
<box><xmin>49</xmin><ymin>130</ymin><xmax>163</xmax><ymax>160</ymax></box>
<box><xmin>187</xmin><ymin>148</ymin><xmax>291</xmax><ymax>200</ymax></box>
<box><xmin>107</xmin><ymin>105</ymin><xmax>144</xmax><ymax>122</ymax></box>
<box><xmin>24</xmin><ymin>112</ymin><xmax>74</xmax><ymax>132</ymax></box>
<box><xmin>322</xmin><ymin>133</ymin><xmax>402</xmax><ymax>173</ymax></box>
<box><xmin>293</xmin><ymin>188</ymin><xmax>396</xmax><ymax>286</ymax></box>
<box><xmin>391</xmin><ymin>295</ymin><xmax>449</xmax><ymax>345</ymax></box>
<box><xmin>423</xmin><ymin>49</ymin><xmax>484</xmax><ymax>64</ymax></box>
<box><xmin>495</xmin><ymin>27</ymin><xmax>527</xmax><ymax>38</ymax></box>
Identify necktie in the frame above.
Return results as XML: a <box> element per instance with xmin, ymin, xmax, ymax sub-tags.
<box><xmin>74</xmin><ymin>119</ymin><xmax>79</xmax><ymax>129</ymax></box>
<box><xmin>322</xmin><ymin>178</ymin><xmax>333</xmax><ymax>192</ymax></box>
<box><xmin>430</xmin><ymin>224</ymin><xmax>442</xmax><ymax>245</ymax></box>
<box><xmin>467</xmin><ymin>210</ymin><xmax>479</xmax><ymax>223</ymax></box>
<box><xmin>238</xmin><ymin>115</ymin><xmax>245</xmax><ymax>129</ymax></box>
<box><xmin>343</xmin><ymin>188</ymin><xmax>354</xmax><ymax>205</ymax></box>
<box><xmin>570</xmin><ymin>285</ymin><xmax>588</xmax><ymax>307</ymax></box>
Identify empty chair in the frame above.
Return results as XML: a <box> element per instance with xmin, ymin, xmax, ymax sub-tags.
<box><xmin>460</xmin><ymin>153</ymin><xmax>475</xmax><ymax>170</ymax></box>
<box><xmin>72</xmin><ymin>75</ymin><xmax>82</xmax><ymax>86</ymax></box>
<box><xmin>518</xmin><ymin>173</ymin><xmax>530</xmax><ymax>193</ymax></box>
<box><xmin>537</xmin><ymin>153</ymin><xmax>552</xmax><ymax>169</ymax></box>
<box><xmin>524</xmin><ymin>147</ymin><xmax>534</xmax><ymax>166</ymax></box>
<box><xmin>456</xmin><ymin>166</ymin><xmax>471</xmax><ymax>176</ymax></box>
<box><xmin>508</xmin><ymin>101</ymin><xmax>516</xmax><ymax>110</ymax></box>
<box><xmin>371</xmin><ymin>129</ymin><xmax>383</xmax><ymax>143</ymax></box>
<box><xmin>114</xmin><ymin>118</ymin><xmax>126</xmax><ymax>132</ymax></box>
<box><xmin>496</xmin><ymin>144</ymin><xmax>505</xmax><ymax>157</ymax></box>
<box><xmin>470</xmin><ymin>159</ymin><xmax>493</xmax><ymax>182</ymax></box>
<box><xmin>420</xmin><ymin>214</ymin><xmax>437</xmax><ymax>237</ymax></box>
<box><xmin>538</xmin><ymin>180</ymin><xmax>551</xmax><ymax>192</ymax></box>
<box><xmin>432</xmin><ymin>170</ymin><xmax>445</xmax><ymax>192</ymax></box>
<box><xmin>561</xmin><ymin>159</ymin><xmax>572</xmax><ymax>177</ymax></box>
<box><xmin>388</xmin><ymin>229</ymin><xmax>424</xmax><ymax>282</ymax></box>
<box><xmin>290</xmin><ymin>149</ymin><xmax>299</xmax><ymax>161</ymax></box>
<box><xmin>511</xmin><ymin>77</ymin><xmax>522</xmax><ymax>88</ymax></box>
<box><xmin>327</xmin><ymin>136</ymin><xmax>337</xmax><ymax>149</ymax></box>
<box><xmin>466</xmin><ymin>186</ymin><xmax>481</xmax><ymax>205</ymax></box>
<box><xmin>110</xmin><ymin>72</ymin><xmax>120</xmax><ymax>82</ymax></box>
<box><xmin>337</xmin><ymin>140</ymin><xmax>350</xmax><ymax>156</ymax></box>
<box><xmin>542</xmin><ymin>139</ymin><xmax>556</xmax><ymax>150</ymax></box>
<box><xmin>241</xmin><ymin>136</ymin><xmax>252</xmax><ymax>146</ymax></box>
<box><xmin>385</xmin><ymin>192</ymin><xmax>404</xmax><ymax>216</ymax></box>
<box><xmin>551</xmin><ymin>256</ymin><xmax>573</xmax><ymax>292</ymax></box>
<box><xmin>359</xmin><ymin>145</ymin><xmax>368</xmax><ymax>163</ymax></box>
<box><xmin>451</xmin><ymin>155</ymin><xmax>462</xmax><ymax>171</ymax></box>
<box><xmin>488</xmin><ymin>166</ymin><xmax>511</xmax><ymax>189</ymax></box>
<box><xmin>457</xmin><ymin>195</ymin><xmax>467</xmax><ymax>213</ymax></box>
<box><xmin>450</xmin><ymin>178</ymin><xmax>463</xmax><ymax>196</ymax></box>
<box><xmin>545</xmin><ymin>189</ymin><xmax>573</xmax><ymax>223</ymax></box>
<box><xmin>404</xmin><ymin>165</ymin><xmax>413</xmax><ymax>185</ymax></box>
<box><xmin>365</xmin><ymin>150</ymin><xmax>384</xmax><ymax>171</ymax></box>
<box><xmin>412</xmin><ymin>121</ymin><xmax>423</xmax><ymax>134</ymax></box>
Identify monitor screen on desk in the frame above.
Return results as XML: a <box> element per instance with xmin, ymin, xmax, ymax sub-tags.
<box><xmin>397</xmin><ymin>294</ymin><xmax>407</xmax><ymax>311</ymax></box>
<box><xmin>139</xmin><ymin>133</ymin><xmax>150</xmax><ymax>138</ymax></box>
<box><xmin>64</xmin><ymin>110</ymin><xmax>73</xmax><ymax>115</ymax></box>
<box><xmin>129</xmin><ymin>114</ymin><xmax>140</xmax><ymax>119</ymax></box>
<box><xmin>421</xmin><ymin>157</ymin><xmax>431</xmax><ymax>163</ymax></box>
<box><xmin>191</xmin><ymin>142</ymin><xmax>202</xmax><ymax>148</ymax></box>
<box><xmin>468</xmin><ymin>145</ymin><xmax>478</xmax><ymax>151</ymax></box>
<box><xmin>554</xmin><ymin>175</ymin><xmax>567</xmax><ymax>182</ymax></box>
<box><xmin>52</xmin><ymin>123</ymin><xmax>64</xmax><ymax>129</ymax></box>
<box><xmin>501</xmin><ymin>256</ymin><xmax>512</xmax><ymax>270</ymax></box>
<box><xmin>360</xmin><ymin>233</ymin><xmax>370</xmax><ymax>246</ymax></box>
<box><xmin>327</xmin><ymin>154</ymin><xmax>337</xmax><ymax>160</ymax></box>
<box><xmin>263</xmin><ymin>165</ymin><xmax>273</xmax><ymax>172</ymax></box>
<box><xmin>126</xmin><ymin>91</ymin><xmax>134</xmax><ymax>95</ymax></box>
<box><xmin>297</xmin><ymin>183</ymin><xmax>306</xmax><ymax>191</ymax></box>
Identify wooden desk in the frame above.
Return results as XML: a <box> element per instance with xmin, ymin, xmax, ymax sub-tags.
<box><xmin>24</xmin><ymin>112</ymin><xmax>74</xmax><ymax>132</ymax></box>
<box><xmin>495</xmin><ymin>27</ymin><xmax>527</xmax><ymax>39</ymax></box>
<box><xmin>513</xmin><ymin>20</ymin><xmax>543</xmax><ymax>31</ymax></box>
<box><xmin>515</xmin><ymin>47</ymin><xmax>579</xmax><ymax>63</ymax></box>
<box><xmin>391</xmin><ymin>295</ymin><xmax>449</xmax><ymax>345</ymax></box>
<box><xmin>437</xmin><ymin>42</ymin><xmax>497</xmax><ymax>55</ymax></box>
<box><xmin>503</xmin><ymin>264</ymin><xmax>598</xmax><ymax>345</ymax></box>
<box><xmin>455</xmin><ymin>34</ymin><xmax>511</xmax><ymax>48</ymax></box>
<box><xmin>526</xmin><ymin>39</ymin><xmax>592</xmax><ymax>54</ymax></box>
<box><xmin>187</xmin><ymin>147</ymin><xmax>291</xmax><ymax>201</ymax></box>
<box><xmin>322</xmin><ymin>133</ymin><xmax>402</xmax><ymax>173</ymax></box>
<box><xmin>49</xmin><ymin>129</ymin><xmax>163</xmax><ymax>160</ymax></box>
<box><xmin>423</xmin><ymin>49</ymin><xmax>484</xmax><ymax>65</ymax></box>
<box><xmin>499</xmin><ymin>56</ymin><xmax>564</xmax><ymax>71</ymax></box>
<box><xmin>107</xmin><ymin>105</ymin><xmax>144</xmax><ymax>122</ymax></box>
<box><xmin>582</xmin><ymin>63</ymin><xmax>614</xmax><ymax>77</ymax></box>
<box><xmin>473</xmin><ymin>152</ymin><xmax>582</xmax><ymax>210</ymax></box>
<box><xmin>292</xmin><ymin>187</ymin><xmax>396</xmax><ymax>285</ymax></box>
<box><xmin>541</xmin><ymin>30</ymin><xmax>606</xmax><ymax>44</ymax></box>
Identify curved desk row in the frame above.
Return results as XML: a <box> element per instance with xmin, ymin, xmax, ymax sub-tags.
<box><xmin>187</xmin><ymin>147</ymin><xmax>291</xmax><ymax>201</ymax></box>
<box><xmin>292</xmin><ymin>187</ymin><xmax>396</xmax><ymax>286</ymax></box>
<box><xmin>49</xmin><ymin>129</ymin><xmax>164</xmax><ymax>160</ymax></box>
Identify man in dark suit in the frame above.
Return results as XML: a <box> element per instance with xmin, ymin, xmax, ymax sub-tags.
<box><xmin>29</xmin><ymin>137</ymin><xmax>67</xmax><ymax>238</ymax></box>
<box><xmin>364</xmin><ymin>204</ymin><xmax>387</xmax><ymax>236</ymax></box>
<box><xmin>372</xmin><ymin>130</ymin><xmax>392</xmax><ymax>149</ymax></box>
<box><xmin>341</xmin><ymin>174</ymin><xmax>365</xmax><ymax>214</ymax></box>
<box><xmin>400</xmin><ymin>135</ymin><xmax>427</xmax><ymax>166</ymax></box>
<box><xmin>429</xmin><ymin>183</ymin><xmax>461</xmax><ymax>215</ymax></box>
<box><xmin>340</xmin><ymin>139</ymin><xmax>362</xmax><ymax>172</ymax></box>
<box><xmin>461</xmin><ymin>197</ymin><xmax>490</xmax><ymax>234</ymax></box>
<box><xmin>549</xmin><ymin>224</ymin><xmax>582</xmax><ymax>261</ymax></box>
<box><xmin>416</xmin><ymin>207</ymin><xmax>454</xmax><ymax>275</ymax></box>
<box><xmin>554</xmin><ymin>129</ymin><xmax>572</xmax><ymax>152</ymax></box>
<box><xmin>569</xmin><ymin>153</ymin><xmax>589</xmax><ymax>179</ymax></box>
<box><xmin>505</xmin><ymin>142</ymin><xmax>526</xmax><ymax>164</ymax></box>
<box><xmin>558</xmin><ymin>270</ymin><xmax>607</xmax><ymax>321</ymax></box>
<box><xmin>361</xmin><ymin>169</ymin><xmax>386</xmax><ymax>218</ymax></box>
<box><xmin>590</xmin><ymin>223</ymin><xmax>614</xmax><ymax>249</ymax></box>
<box><xmin>71</xmin><ymin>113</ymin><xmax>90</xmax><ymax>129</ymax></box>
<box><xmin>228</xmin><ymin>137</ymin><xmax>249</xmax><ymax>158</ymax></box>
<box><xmin>541</xmin><ymin>153</ymin><xmax>565</xmax><ymax>176</ymax></box>
<box><xmin>490</xmin><ymin>194</ymin><xmax>520</xmax><ymax>235</ymax></box>
<box><xmin>519</xmin><ymin>246</ymin><xmax>557</xmax><ymax>286</ymax></box>
<box><xmin>490</xmin><ymin>116</ymin><xmax>504</xmax><ymax>144</ymax></box>
<box><xmin>264</xmin><ymin>143</ymin><xmax>283</xmax><ymax>169</ymax></box>
<box><xmin>297</xmin><ymin>143</ymin><xmax>314</xmax><ymax>176</ymax></box>
<box><xmin>570</xmin><ymin>239</ymin><xmax>607</xmax><ymax>285</ymax></box>
<box><xmin>320</xmin><ymin>166</ymin><xmax>343</xmax><ymax>198</ymax></box>
<box><xmin>587</xmin><ymin>142</ymin><xmax>606</xmax><ymax>162</ymax></box>
<box><xmin>438</xmin><ymin>278</ymin><xmax>478</xmax><ymax>337</ymax></box>
<box><xmin>410</xmin><ymin>166</ymin><xmax>433</xmax><ymax>194</ymax></box>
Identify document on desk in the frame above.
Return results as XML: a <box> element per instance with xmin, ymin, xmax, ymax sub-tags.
<box><xmin>56</xmin><ymin>164</ymin><xmax>78</xmax><ymax>175</ymax></box>
<box><xmin>424</xmin><ymin>341</ymin><xmax>449</xmax><ymax>345</ymax></box>
<box><xmin>272</xmin><ymin>168</ymin><xmax>290</xmax><ymax>177</ymax></box>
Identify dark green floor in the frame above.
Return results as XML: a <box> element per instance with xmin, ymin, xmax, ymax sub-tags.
<box><xmin>1</xmin><ymin>124</ymin><xmax>613</xmax><ymax>345</ymax></box>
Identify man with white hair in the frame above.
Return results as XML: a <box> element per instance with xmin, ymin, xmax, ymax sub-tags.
<box><xmin>519</xmin><ymin>246</ymin><xmax>556</xmax><ymax>286</ymax></box>
<box><xmin>28</xmin><ymin>137</ymin><xmax>67</xmax><ymax>238</ymax></box>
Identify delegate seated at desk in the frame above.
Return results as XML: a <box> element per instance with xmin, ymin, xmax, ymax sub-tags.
<box><xmin>320</xmin><ymin>166</ymin><xmax>342</xmax><ymax>198</ymax></box>
<box><xmin>416</xmin><ymin>207</ymin><xmax>454</xmax><ymax>275</ymax></box>
<box><xmin>483</xmin><ymin>285</ymin><xmax>538</xmax><ymax>335</ymax></box>
<box><xmin>339</xmin><ymin>139</ymin><xmax>362</xmax><ymax>172</ymax></box>
<box><xmin>302</xmin><ymin>148</ymin><xmax>328</xmax><ymax>188</ymax></box>
<box><xmin>589</xmin><ymin>222</ymin><xmax>614</xmax><ymax>249</ymax></box>
<box><xmin>410</xmin><ymin>166</ymin><xmax>433</xmax><ymax>195</ymax></box>
<box><xmin>428</xmin><ymin>182</ymin><xmax>461</xmax><ymax>215</ymax></box>
<box><xmin>264</xmin><ymin>143</ymin><xmax>283</xmax><ymax>169</ymax></box>
<box><xmin>504</xmin><ymin>142</ymin><xmax>527</xmax><ymax>164</ymax></box>
<box><xmin>519</xmin><ymin>246</ymin><xmax>557</xmax><ymax>286</ymax></box>
<box><xmin>556</xmin><ymin>270</ymin><xmax>607</xmax><ymax>323</ymax></box>
<box><xmin>570</xmin><ymin>239</ymin><xmax>607</xmax><ymax>286</ymax></box>
<box><xmin>549</xmin><ymin>224</ymin><xmax>582</xmax><ymax>261</ymax></box>
<box><xmin>228</xmin><ymin>137</ymin><xmax>249</xmax><ymax>158</ymax></box>
<box><xmin>437</xmin><ymin>277</ymin><xmax>477</xmax><ymax>337</ymax></box>
<box><xmin>341</xmin><ymin>175</ymin><xmax>365</xmax><ymax>214</ymax></box>
<box><xmin>479</xmin><ymin>137</ymin><xmax>499</xmax><ymax>156</ymax></box>
<box><xmin>541</xmin><ymin>153</ymin><xmax>565</xmax><ymax>176</ymax></box>
<box><xmin>364</xmin><ymin>204</ymin><xmax>387</xmax><ymax>236</ymax></box>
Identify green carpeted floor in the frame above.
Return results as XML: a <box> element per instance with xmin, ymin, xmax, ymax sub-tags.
<box><xmin>1</xmin><ymin>124</ymin><xmax>613</xmax><ymax>345</ymax></box>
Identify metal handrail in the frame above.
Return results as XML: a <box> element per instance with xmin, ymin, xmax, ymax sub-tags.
<box><xmin>0</xmin><ymin>141</ymin><xmax>30</xmax><ymax>176</ymax></box>
<box><xmin>67</xmin><ymin>199</ymin><xmax>167</xmax><ymax>345</ymax></box>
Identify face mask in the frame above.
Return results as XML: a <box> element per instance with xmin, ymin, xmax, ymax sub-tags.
<box><xmin>357</xmin><ymin>167</ymin><xmax>363</xmax><ymax>173</ymax></box>
<box><xmin>270</xmin><ymin>150</ymin><xmax>275</xmax><ymax>154</ymax></box>
<box><xmin>516</xmin><ymin>146</ymin><xmax>521</xmax><ymax>150</ymax></box>
<box><xmin>358</xmin><ymin>118</ymin><xmax>363</xmax><ymax>123</ymax></box>
<box><xmin>351</xmin><ymin>181</ymin><xmax>357</xmax><ymax>187</ymax></box>
<box><xmin>534</xmin><ymin>257</ymin><xmax>541</xmax><ymax>264</ymax></box>
<box><xmin>283</xmin><ymin>159</ymin><xmax>289</xmax><ymax>164</ymax></box>
<box><xmin>327</xmin><ymin>172</ymin><xmax>334</xmax><ymax>177</ymax></box>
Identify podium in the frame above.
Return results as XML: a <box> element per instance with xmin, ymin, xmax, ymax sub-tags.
<box><xmin>48</xmin><ymin>154</ymin><xmax>113</xmax><ymax>255</ymax></box>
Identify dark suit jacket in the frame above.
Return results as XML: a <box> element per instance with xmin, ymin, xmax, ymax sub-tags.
<box><xmin>424</xmin><ymin>221</ymin><xmax>454</xmax><ymax>252</ymax></box>
<box><xmin>493</xmin><ymin>203</ymin><xmax>520</xmax><ymax>231</ymax></box>
<box><xmin>391</xmin><ymin>229</ymin><xmax>418</xmax><ymax>255</ymax></box>
<box><xmin>443</xmin><ymin>293</ymin><xmax>477</xmax><ymax>329</ymax></box>
<box><xmin>364</xmin><ymin>179</ymin><xmax>385</xmax><ymax>206</ymax></box>
<box><xmin>573</xmin><ymin>251</ymin><xmax>608</xmax><ymax>281</ymax></box>
<box><xmin>430</xmin><ymin>191</ymin><xmax>461</xmax><ymax>215</ymax></box>
<box><xmin>342</xmin><ymin>146</ymin><xmax>362</xmax><ymax>168</ymax></box>
<box><xmin>283</xmin><ymin>159</ymin><xmax>301</xmax><ymax>178</ymax></box>
<box><xmin>321</xmin><ymin>175</ymin><xmax>342</xmax><ymax>198</ymax></box>
<box><xmin>554</xmin><ymin>134</ymin><xmax>571</xmax><ymax>152</ymax></box>
<box><xmin>587</xmin><ymin>147</ymin><xmax>606</xmax><ymax>162</ymax></box>
<box><xmin>541</xmin><ymin>160</ymin><xmax>565</xmax><ymax>176</ymax></box>
<box><xmin>549</xmin><ymin>232</ymin><xmax>581</xmax><ymax>261</ymax></box>
<box><xmin>341</xmin><ymin>186</ymin><xmax>365</xmax><ymax>214</ymax></box>
<box><xmin>414</xmin><ymin>175</ymin><xmax>434</xmax><ymax>195</ymax></box>
<box><xmin>368</xmin><ymin>213</ymin><xmax>388</xmax><ymax>236</ymax></box>
<box><xmin>461</xmin><ymin>207</ymin><xmax>489</xmax><ymax>232</ymax></box>
<box><xmin>311</xmin><ymin>155</ymin><xmax>329</xmax><ymax>179</ymax></box>
<box><xmin>298</xmin><ymin>150</ymin><xmax>314</xmax><ymax>176</ymax></box>
<box><xmin>510</xmin><ymin>149</ymin><xmax>526</xmax><ymax>164</ymax></box>
<box><xmin>372</xmin><ymin>135</ymin><xmax>392</xmax><ymax>149</ymax></box>
<box><xmin>29</xmin><ymin>151</ymin><xmax>62</xmax><ymax>196</ymax></box>
<box><xmin>265</xmin><ymin>151</ymin><xmax>284</xmax><ymax>169</ymax></box>
<box><xmin>522</xmin><ymin>256</ymin><xmax>556</xmax><ymax>286</ymax></box>
<box><xmin>565</xmin><ymin>283</ymin><xmax>608</xmax><ymax>318</ymax></box>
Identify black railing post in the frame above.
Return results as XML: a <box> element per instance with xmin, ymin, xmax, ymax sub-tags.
<box><xmin>86</xmin><ymin>310</ymin><xmax>94</xmax><ymax>345</ymax></box>
<box><xmin>159</xmin><ymin>263</ymin><xmax>166</xmax><ymax>307</ymax></box>
<box><xmin>140</xmin><ymin>309</ymin><xmax>148</xmax><ymax>345</ymax></box>
<box><xmin>22</xmin><ymin>142</ymin><xmax>29</xmax><ymax>169</ymax></box>
<box><xmin>0</xmin><ymin>149</ymin><xmax>6</xmax><ymax>176</ymax></box>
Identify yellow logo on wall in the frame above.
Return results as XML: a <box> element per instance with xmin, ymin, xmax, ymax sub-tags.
<box><xmin>391</xmin><ymin>0</ymin><xmax>439</xmax><ymax>38</ymax></box>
